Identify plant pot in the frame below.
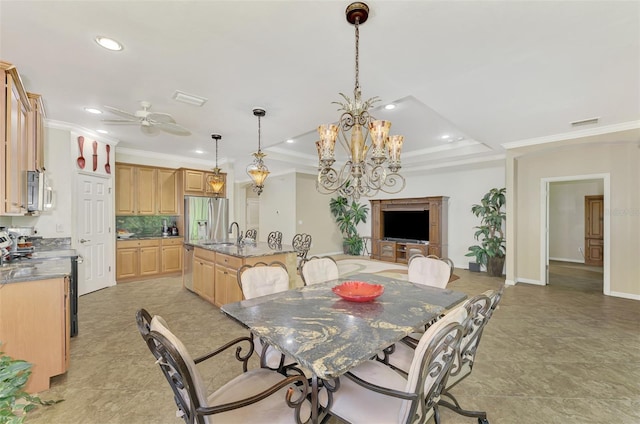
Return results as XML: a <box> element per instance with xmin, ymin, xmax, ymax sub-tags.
<box><xmin>468</xmin><ymin>262</ymin><xmax>481</xmax><ymax>272</ymax></box>
<box><xmin>487</xmin><ymin>256</ymin><xmax>505</xmax><ymax>277</ymax></box>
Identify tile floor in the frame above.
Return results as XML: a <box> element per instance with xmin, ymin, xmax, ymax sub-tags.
<box><xmin>25</xmin><ymin>260</ymin><xmax>640</xmax><ymax>424</ymax></box>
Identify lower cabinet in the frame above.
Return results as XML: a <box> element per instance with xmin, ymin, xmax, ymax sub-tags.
<box><xmin>116</xmin><ymin>238</ymin><xmax>182</xmax><ymax>282</ymax></box>
<box><xmin>193</xmin><ymin>247</ymin><xmax>215</xmax><ymax>303</ymax></box>
<box><xmin>0</xmin><ymin>277</ymin><xmax>69</xmax><ymax>393</ymax></box>
<box><xmin>214</xmin><ymin>253</ymin><xmax>244</xmax><ymax>307</ymax></box>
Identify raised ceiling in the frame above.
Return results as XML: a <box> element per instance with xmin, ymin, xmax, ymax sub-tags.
<box><xmin>1</xmin><ymin>1</ymin><xmax>638</xmax><ymax>179</ymax></box>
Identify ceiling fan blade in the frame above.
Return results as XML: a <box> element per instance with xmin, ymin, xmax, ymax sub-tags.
<box><xmin>152</xmin><ymin>121</ymin><xmax>191</xmax><ymax>136</ymax></box>
<box><xmin>147</xmin><ymin>112</ymin><xmax>176</xmax><ymax>124</ymax></box>
<box><xmin>140</xmin><ymin>124</ymin><xmax>160</xmax><ymax>136</ymax></box>
<box><xmin>103</xmin><ymin>105</ymin><xmax>138</xmax><ymax>120</ymax></box>
<box><xmin>102</xmin><ymin>119</ymin><xmax>138</xmax><ymax>125</ymax></box>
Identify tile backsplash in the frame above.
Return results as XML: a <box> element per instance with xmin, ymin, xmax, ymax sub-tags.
<box><xmin>116</xmin><ymin>216</ymin><xmax>179</xmax><ymax>237</ymax></box>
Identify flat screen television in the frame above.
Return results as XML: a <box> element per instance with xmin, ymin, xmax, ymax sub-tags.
<box><xmin>382</xmin><ymin>210</ymin><xmax>429</xmax><ymax>242</ymax></box>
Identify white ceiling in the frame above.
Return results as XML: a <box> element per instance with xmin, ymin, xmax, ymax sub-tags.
<box><xmin>2</xmin><ymin>1</ymin><xmax>639</xmax><ymax>180</ymax></box>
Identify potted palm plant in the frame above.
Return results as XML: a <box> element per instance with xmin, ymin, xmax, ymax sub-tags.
<box><xmin>465</xmin><ymin>187</ymin><xmax>506</xmax><ymax>277</ymax></box>
<box><xmin>329</xmin><ymin>195</ymin><xmax>369</xmax><ymax>255</ymax></box>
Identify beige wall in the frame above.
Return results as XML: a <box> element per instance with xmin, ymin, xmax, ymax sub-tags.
<box><xmin>258</xmin><ymin>173</ymin><xmax>296</xmax><ymax>243</ymax></box>
<box><xmin>507</xmin><ymin>132</ymin><xmax>640</xmax><ymax>298</ymax></box>
<box><xmin>295</xmin><ymin>173</ymin><xmax>342</xmax><ymax>256</ymax></box>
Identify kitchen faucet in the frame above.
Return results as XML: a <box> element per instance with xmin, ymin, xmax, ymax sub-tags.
<box><xmin>229</xmin><ymin>222</ymin><xmax>243</xmax><ymax>245</ymax></box>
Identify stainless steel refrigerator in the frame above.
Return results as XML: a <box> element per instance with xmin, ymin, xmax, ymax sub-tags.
<box><xmin>184</xmin><ymin>196</ymin><xmax>229</xmax><ymax>243</ymax></box>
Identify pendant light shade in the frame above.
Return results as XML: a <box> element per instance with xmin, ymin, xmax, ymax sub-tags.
<box><xmin>207</xmin><ymin>133</ymin><xmax>225</xmax><ymax>197</ymax></box>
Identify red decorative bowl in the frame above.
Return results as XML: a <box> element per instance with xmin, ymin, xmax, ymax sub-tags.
<box><xmin>332</xmin><ymin>281</ymin><xmax>384</xmax><ymax>302</ymax></box>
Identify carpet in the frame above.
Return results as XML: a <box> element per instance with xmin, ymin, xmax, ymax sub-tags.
<box><xmin>336</xmin><ymin>258</ymin><xmax>459</xmax><ymax>282</ymax></box>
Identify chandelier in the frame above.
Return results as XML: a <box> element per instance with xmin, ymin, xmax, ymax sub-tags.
<box><xmin>315</xmin><ymin>2</ymin><xmax>405</xmax><ymax>201</ymax></box>
<box><xmin>206</xmin><ymin>133</ymin><xmax>225</xmax><ymax>197</ymax></box>
<box><xmin>247</xmin><ymin>107</ymin><xmax>269</xmax><ymax>195</ymax></box>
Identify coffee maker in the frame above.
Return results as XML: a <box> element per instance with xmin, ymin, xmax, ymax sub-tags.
<box><xmin>162</xmin><ymin>219</ymin><xmax>170</xmax><ymax>237</ymax></box>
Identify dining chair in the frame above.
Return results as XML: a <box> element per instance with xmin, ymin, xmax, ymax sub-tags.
<box><xmin>135</xmin><ymin>309</ymin><xmax>311</xmax><ymax>424</ymax></box>
<box><xmin>236</xmin><ymin>261</ymin><xmax>298</xmax><ymax>372</ymax></box>
<box><xmin>320</xmin><ymin>303</ymin><xmax>466</xmax><ymax>424</ymax></box>
<box><xmin>300</xmin><ymin>256</ymin><xmax>339</xmax><ymax>286</ymax></box>
<box><xmin>292</xmin><ymin>233</ymin><xmax>312</xmax><ymax>270</ymax></box>
<box><xmin>268</xmin><ymin>231</ymin><xmax>283</xmax><ymax>248</ymax></box>
<box><xmin>236</xmin><ymin>261</ymin><xmax>289</xmax><ymax>300</ymax></box>
<box><xmin>244</xmin><ymin>228</ymin><xmax>257</xmax><ymax>241</ymax></box>
<box><xmin>438</xmin><ymin>287</ymin><xmax>504</xmax><ymax>423</ymax></box>
<box><xmin>407</xmin><ymin>254</ymin><xmax>454</xmax><ymax>289</ymax></box>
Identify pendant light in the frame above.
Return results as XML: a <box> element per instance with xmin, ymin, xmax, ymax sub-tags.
<box><xmin>207</xmin><ymin>133</ymin><xmax>225</xmax><ymax>197</ymax></box>
<box><xmin>246</xmin><ymin>107</ymin><xmax>269</xmax><ymax>195</ymax></box>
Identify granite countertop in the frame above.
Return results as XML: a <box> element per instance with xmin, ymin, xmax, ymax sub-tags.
<box><xmin>186</xmin><ymin>240</ymin><xmax>296</xmax><ymax>258</ymax></box>
<box><xmin>1</xmin><ymin>247</ymin><xmax>78</xmax><ymax>284</ymax></box>
<box><xmin>1</xmin><ymin>258</ymin><xmax>72</xmax><ymax>284</ymax></box>
<box><xmin>117</xmin><ymin>235</ymin><xmax>183</xmax><ymax>240</ymax></box>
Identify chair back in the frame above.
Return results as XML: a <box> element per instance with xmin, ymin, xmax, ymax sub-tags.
<box><xmin>400</xmin><ymin>304</ymin><xmax>466</xmax><ymax>423</ymax></box>
<box><xmin>237</xmin><ymin>261</ymin><xmax>289</xmax><ymax>299</ymax></box>
<box><xmin>267</xmin><ymin>231</ymin><xmax>283</xmax><ymax>248</ymax></box>
<box><xmin>141</xmin><ymin>314</ymin><xmax>209</xmax><ymax>424</ymax></box>
<box><xmin>244</xmin><ymin>228</ymin><xmax>257</xmax><ymax>241</ymax></box>
<box><xmin>407</xmin><ymin>254</ymin><xmax>453</xmax><ymax>289</ymax></box>
<box><xmin>300</xmin><ymin>256</ymin><xmax>339</xmax><ymax>286</ymax></box>
<box><xmin>292</xmin><ymin>233</ymin><xmax>312</xmax><ymax>260</ymax></box>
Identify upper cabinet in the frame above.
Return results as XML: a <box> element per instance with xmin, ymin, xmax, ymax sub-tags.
<box><xmin>1</xmin><ymin>61</ymin><xmax>36</xmax><ymax>216</ymax></box>
<box><xmin>26</xmin><ymin>92</ymin><xmax>45</xmax><ymax>171</ymax></box>
<box><xmin>179</xmin><ymin>168</ymin><xmax>226</xmax><ymax>198</ymax></box>
<box><xmin>115</xmin><ymin>163</ymin><xmax>178</xmax><ymax>216</ymax></box>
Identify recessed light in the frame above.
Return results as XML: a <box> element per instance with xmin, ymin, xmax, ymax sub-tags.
<box><xmin>384</xmin><ymin>104</ymin><xmax>396</xmax><ymax>110</ymax></box>
<box><xmin>95</xmin><ymin>36</ymin><xmax>123</xmax><ymax>51</ymax></box>
<box><xmin>96</xmin><ymin>129</ymin><xmax>109</xmax><ymax>134</ymax></box>
<box><xmin>195</xmin><ymin>150</ymin><xmax>205</xmax><ymax>154</ymax></box>
<box><xmin>84</xmin><ymin>107</ymin><xmax>102</xmax><ymax>114</ymax></box>
<box><xmin>441</xmin><ymin>134</ymin><xmax>450</xmax><ymax>140</ymax></box>
<box><xmin>286</xmin><ymin>139</ymin><xmax>294</xmax><ymax>144</ymax></box>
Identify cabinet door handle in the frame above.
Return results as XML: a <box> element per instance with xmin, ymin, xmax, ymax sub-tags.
<box><xmin>79</xmin><ymin>238</ymin><xmax>91</xmax><ymax>243</ymax></box>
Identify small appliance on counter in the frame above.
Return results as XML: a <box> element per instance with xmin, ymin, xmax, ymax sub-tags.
<box><xmin>162</xmin><ymin>219</ymin><xmax>170</xmax><ymax>237</ymax></box>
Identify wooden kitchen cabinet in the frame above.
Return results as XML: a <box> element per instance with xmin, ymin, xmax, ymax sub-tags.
<box><xmin>179</xmin><ymin>168</ymin><xmax>226</xmax><ymax>197</ymax></box>
<box><xmin>214</xmin><ymin>253</ymin><xmax>243</xmax><ymax>307</ymax></box>
<box><xmin>116</xmin><ymin>239</ymin><xmax>161</xmax><ymax>281</ymax></box>
<box><xmin>193</xmin><ymin>247</ymin><xmax>216</xmax><ymax>302</ymax></box>
<box><xmin>1</xmin><ymin>61</ymin><xmax>31</xmax><ymax>215</ymax></box>
<box><xmin>157</xmin><ymin>168</ymin><xmax>178</xmax><ymax>214</ymax></box>
<box><xmin>116</xmin><ymin>163</ymin><xmax>179</xmax><ymax>216</ymax></box>
<box><xmin>26</xmin><ymin>92</ymin><xmax>45</xmax><ymax>171</ymax></box>
<box><xmin>161</xmin><ymin>238</ymin><xmax>183</xmax><ymax>273</ymax></box>
<box><xmin>0</xmin><ymin>277</ymin><xmax>69</xmax><ymax>393</ymax></box>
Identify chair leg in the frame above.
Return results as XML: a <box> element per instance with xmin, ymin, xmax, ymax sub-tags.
<box><xmin>438</xmin><ymin>391</ymin><xmax>488</xmax><ymax>422</ymax></box>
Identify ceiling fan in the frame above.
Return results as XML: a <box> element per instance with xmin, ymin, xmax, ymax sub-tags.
<box><xmin>102</xmin><ymin>101</ymin><xmax>191</xmax><ymax>136</ymax></box>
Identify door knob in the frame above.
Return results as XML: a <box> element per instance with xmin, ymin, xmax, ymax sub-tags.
<box><xmin>79</xmin><ymin>239</ymin><xmax>91</xmax><ymax>243</ymax></box>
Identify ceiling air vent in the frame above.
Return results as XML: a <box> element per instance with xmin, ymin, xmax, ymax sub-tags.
<box><xmin>172</xmin><ymin>90</ymin><xmax>208</xmax><ymax>107</ymax></box>
<box><xmin>570</xmin><ymin>117</ymin><xmax>599</xmax><ymax>127</ymax></box>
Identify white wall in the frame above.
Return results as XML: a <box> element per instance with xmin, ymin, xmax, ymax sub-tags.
<box><xmin>549</xmin><ymin>179</ymin><xmax>604</xmax><ymax>262</ymax></box>
<box><xmin>257</xmin><ymin>173</ymin><xmax>297</xmax><ymax>243</ymax></box>
<box><xmin>295</xmin><ymin>173</ymin><xmax>341</xmax><ymax>255</ymax></box>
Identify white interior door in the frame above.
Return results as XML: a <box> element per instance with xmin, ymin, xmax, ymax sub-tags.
<box><xmin>75</xmin><ymin>173</ymin><xmax>113</xmax><ymax>295</ymax></box>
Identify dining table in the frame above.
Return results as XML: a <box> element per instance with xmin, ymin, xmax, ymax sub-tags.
<box><xmin>221</xmin><ymin>272</ymin><xmax>467</xmax><ymax>423</ymax></box>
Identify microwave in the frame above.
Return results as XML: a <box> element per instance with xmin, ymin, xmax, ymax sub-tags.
<box><xmin>26</xmin><ymin>171</ymin><xmax>52</xmax><ymax>213</ymax></box>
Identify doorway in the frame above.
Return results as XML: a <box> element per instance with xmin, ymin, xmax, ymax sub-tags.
<box><xmin>75</xmin><ymin>172</ymin><xmax>114</xmax><ymax>295</ymax></box>
<box><xmin>541</xmin><ymin>174</ymin><xmax>610</xmax><ymax>295</ymax></box>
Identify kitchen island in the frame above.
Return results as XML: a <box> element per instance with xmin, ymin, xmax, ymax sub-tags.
<box><xmin>185</xmin><ymin>241</ymin><xmax>297</xmax><ymax>307</ymax></box>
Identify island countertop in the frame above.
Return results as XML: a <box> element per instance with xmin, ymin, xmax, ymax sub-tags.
<box><xmin>186</xmin><ymin>240</ymin><xmax>296</xmax><ymax>259</ymax></box>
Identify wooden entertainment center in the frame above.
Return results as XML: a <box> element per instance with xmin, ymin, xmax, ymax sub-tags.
<box><xmin>369</xmin><ymin>196</ymin><xmax>448</xmax><ymax>264</ymax></box>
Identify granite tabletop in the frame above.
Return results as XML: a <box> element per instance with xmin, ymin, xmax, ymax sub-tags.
<box><xmin>187</xmin><ymin>240</ymin><xmax>296</xmax><ymax>258</ymax></box>
<box><xmin>221</xmin><ymin>272</ymin><xmax>467</xmax><ymax>379</ymax></box>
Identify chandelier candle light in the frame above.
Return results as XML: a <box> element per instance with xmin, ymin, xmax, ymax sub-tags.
<box><xmin>207</xmin><ymin>133</ymin><xmax>225</xmax><ymax>197</ymax></box>
<box><xmin>316</xmin><ymin>2</ymin><xmax>405</xmax><ymax>200</ymax></box>
<box><xmin>247</xmin><ymin>107</ymin><xmax>269</xmax><ymax>195</ymax></box>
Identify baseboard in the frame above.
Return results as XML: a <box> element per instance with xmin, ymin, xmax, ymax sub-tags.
<box><xmin>608</xmin><ymin>291</ymin><xmax>640</xmax><ymax>301</ymax></box>
<box><xmin>549</xmin><ymin>257</ymin><xmax>584</xmax><ymax>264</ymax></box>
<box><xmin>516</xmin><ymin>277</ymin><xmax>545</xmax><ymax>286</ymax></box>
